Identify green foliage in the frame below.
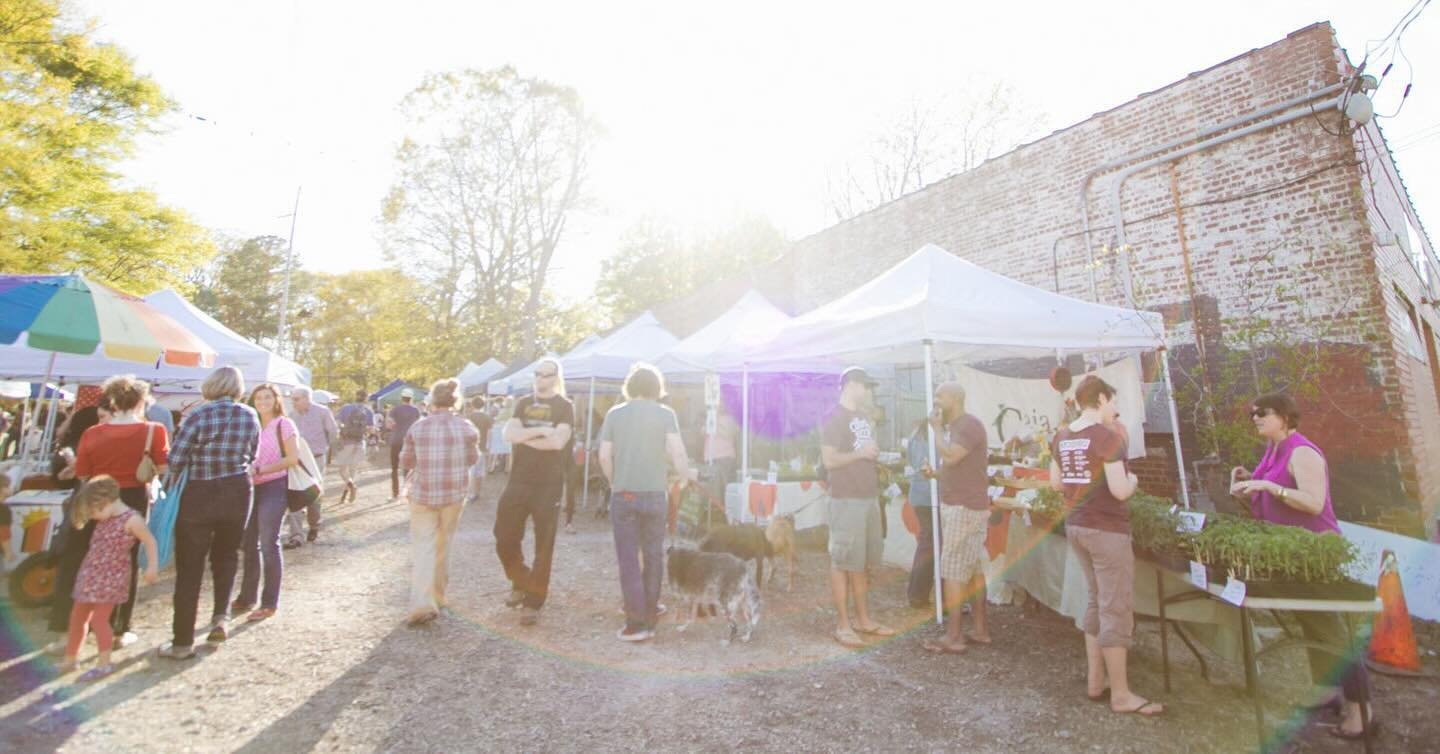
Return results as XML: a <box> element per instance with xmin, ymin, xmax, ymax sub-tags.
<box><xmin>0</xmin><ymin>0</ymin><xmax>214</xmax><ymax>291</ymax></box>
<box><xmin>1127</xmin><ymin>493</ymin><xmax>1355</xmax><ymax>583</ymax></box>
<box><xmin>197</xmin><ymin>236</ymin><xmax>290</xmax><ymax>347</ymax></box>
<box><xmin>596</xmin><ymin>215</ymin><xmax>787</xmax><ymax>322</ymax></box>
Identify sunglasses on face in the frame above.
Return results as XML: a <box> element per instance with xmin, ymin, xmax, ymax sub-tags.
<box><xmin>1250</xmin><ymin>408</ymin><xmax>1272</xmax><ymax>419</ymax></box>
<box><xmin>534</xmin><ymin>371</ymin><xmax>557</xmax><ymax>378</ymax></box>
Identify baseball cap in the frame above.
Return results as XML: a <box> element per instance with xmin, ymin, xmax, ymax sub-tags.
<box><xmin>400</xmin><ymin>388</ymin><xmax>415</xmax><ymax>398</ymax></box>
<box><xmin>840</xmin><ymin>367</ymin><xmax>878</xmax><ymax>388</ymax></box>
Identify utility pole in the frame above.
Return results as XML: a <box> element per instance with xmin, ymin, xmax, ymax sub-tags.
<box><xmin>277</xmin><ymin>186</ymin><xmax>302</xmax><ymax>355</ymax></box>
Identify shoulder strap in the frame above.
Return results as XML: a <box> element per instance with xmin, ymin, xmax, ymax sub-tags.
<box><xmin>143</xmin><ymin>422</ymin><xmax>155</xmax><ymax>453</ymax></box>
<box><xmin>276</xmin><ymin>420</ymin><xmax>289</xmax><ymax>459</ymax></box>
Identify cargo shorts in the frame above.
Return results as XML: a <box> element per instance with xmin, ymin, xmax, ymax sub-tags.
<box><xmin>828</xmin><ymin>496</ymin><xmax>883</xmax><ymax>572</ymax></box>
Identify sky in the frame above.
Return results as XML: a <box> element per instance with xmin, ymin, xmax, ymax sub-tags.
<box><xmin>73</xmin><ymin>0</ymin><xmax>1440</xmax><ymax>302</ymax></box>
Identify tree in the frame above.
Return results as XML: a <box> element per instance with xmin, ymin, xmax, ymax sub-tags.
<box><xmin>596</xmin><ymin>215</ymin><xmax>788</xmax><ymax>321</ymax></box>
<box><xmin>381</xmin><ymin>66</ymin><xmax>600</xmax><ymax>362</ymax></box>
<box><xmin>824</xmin><ymin>83</ymin><xmax>1044</xmax><ymax>221</ymax></box>
<box><xmin>195</xmin><ymin>236</ymin><xmax>289</xmax><ymax>348</ymax></box>
<box><xmin>0</xmin><ymin>0</ymin><xmax>214</xmax><ymax>290</ymax></box>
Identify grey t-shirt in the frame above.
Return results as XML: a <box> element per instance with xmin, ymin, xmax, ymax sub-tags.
<box><xmin>598</xmin><ymin>399</ymin><xmax>680</xmax><ymax>493</ymax></box>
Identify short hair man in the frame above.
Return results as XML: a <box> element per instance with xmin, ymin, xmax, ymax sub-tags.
<box><xmin>922</xmin><ymin>382</ymin><xmax>993</xmax><ymax>655</ymax></box>
<box><xmin>598</xmin><ymin>363</ymin><xmax>691</xmax><ymax>641</ymax></box>
<box><xmin>332</xmin><ymin>390</ymin><xmax>373</xmax><ymax>504</ymax></box>
<box><xmin>820</xmin><ymin>367</ymin><xmax>895</xmax><ymax>648</ymax></box>
<box><xmin>284</xmin><ymin>386</ymin><xmax>338</xmax><ymax>548</ymax></box>
<box><xmin>495</xmin><ymin>358</ymin><xmax>574</xmax><ymax>626</ymax></box>
<box><xmin>387</xmin><ymin>389</ymin><xmax>422</xmax><ymax>500</ymax></box>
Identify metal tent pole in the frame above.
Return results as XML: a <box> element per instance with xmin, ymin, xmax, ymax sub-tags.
<box><xmin>583</xmin><ymin>376</ymin><xmax>595</xmax><ymax>508</ymax></box>
<box><xmin>923</xmin><ymin>341</ymin><xmax>944</xmax><ymax>626</ymax></box>
<box><xmin>741</xmin><ymin>366</ymin><xmax>750</xmax><ymax>482</ymax></box>
<box><xmin>1159</xmin><ymin>349</ymin><xmax>1192</xmax><ymax>509</ymax></box>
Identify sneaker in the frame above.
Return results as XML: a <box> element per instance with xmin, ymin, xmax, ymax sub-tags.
<box><xmin>77</xmin><ymin>665</ymin><xmax>115</xmax><ymax>682</ymax></box>
<box><xmin>157</xmin><ymin>643</ymin><xmax>195</xmax><ymax>660</ymax></box>
<box><xmin>306</xmin><ymin>529</ymin><xmax>318</xmax><ymax>543</ymax></box>
<box><xmin>230</xmin><ymin>600</ymin><xmax>254</xmax><ymax>614</ymax></box>
<box><xmin>504</xmin><ymin>590</ymin><xmax>526</xmax><ymax>609</ymax></box>
<box><xmin>116</xmin><ymin>631</ymin><xmax>140</xmax><ymax>649</ymax></box>
<box><xmin>206</xmin><ymin>623</ymin><xmax>228</xmax><ymax>644</ymax></box>
<box><xmin>282</xmin><ymin>539</ymin><xmax>302</xmax><ymax>550</ymax></box>
<box><xmin>519</xmin><ymin>607</ymin><xmax>541</xmax><ymax>626</ymax></box>
<box><xmin>616</xmin><ymin>625</ymin><xmax>654</xmax><ymax>642</ymax></box>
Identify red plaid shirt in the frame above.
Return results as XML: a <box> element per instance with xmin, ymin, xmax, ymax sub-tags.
<box><xmin>400</xmin><ymin>409</ymin><xmax>480</xmax><ymax>506</ymax></box>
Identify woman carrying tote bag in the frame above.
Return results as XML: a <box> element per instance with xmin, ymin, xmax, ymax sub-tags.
<box><xmin>232</xmin><ymin>384</ymin><xmax>299</xmax><ymax>622</ymax></box>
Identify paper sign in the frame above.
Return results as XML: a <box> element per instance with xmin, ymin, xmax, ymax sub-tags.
<box><xmin>884</xmin><ymin>483</ymin><xmax>902</xmax><ymax>500</ymax></box>
<box><xmin>766</xmin><ymin>471</ymin><xmax>778</xmax><ymax>484</ymax></box>
<box><xmin>1189</xmin><ymin>561</ymin><xmax>1208</xmax><ymax>589</ymax></box>
<box><xmin>1177</xmin><ymin>511</ymin><xmax>1206</xmax><ymax>533</ymax></box>
<box><xmin>704</xmin><ymin>373</ymin><xmax>720</xmax><ymax>406</ymax></box>
<box><xmin>1221</xmin><ymin>577</ymin><xmax>1247</xmax><ymax>607</ymax></box>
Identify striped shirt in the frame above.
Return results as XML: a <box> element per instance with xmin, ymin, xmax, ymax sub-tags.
<box><xmin>400</xmin><ymin>409</ymin><xmax>479</xmax><ymax>507</ymax></box>
<box><xmin>168</xmin><ymin>397</ymin><xmax>261</xmax><ymax>482</ymax></box>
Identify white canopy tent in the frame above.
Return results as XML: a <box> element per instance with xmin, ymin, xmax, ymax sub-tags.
<box><xmin>653</xmin><ymin>291</ymin><xmax>793</xmax><ymax>378</ymax></box>
<box><xmin>457</xmin><ymin>358</ymin><xmax>506</xmax><ymax>395</ymax></box>
<box><xmin>720</xmin><ymin>244</ymin><xmax>1185</xmax><ymax>625</ymax></box>
<box><xmin>0</xmin><ymin>288</ymin><xmax>310</xmax><ymax>392</ymax></box>
<box><xmin>487</xmin><ymin>336</ymin><xmax>601</xmax><ymax>396</ymax></box>
<box><xmin>561</xmin><ymin>311</ymin><xmax>679</xmax><ymax>506</ymax></box>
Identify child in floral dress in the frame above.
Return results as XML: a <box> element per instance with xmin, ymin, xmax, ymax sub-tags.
<box><xmin>61</xmin><ymin>476</ymin><xmax>159</xmax><ymax>681</ymax></box>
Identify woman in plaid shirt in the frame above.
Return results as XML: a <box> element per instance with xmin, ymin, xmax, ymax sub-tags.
<box><xmin>159</xmin><ymin>366</ymin><xmax>261</xmax><ymax>658</ymax></box>
<box><xmin>400</xmin><ymin>378</ymin><xmax>479</xmax><ymax>625</ymax></box>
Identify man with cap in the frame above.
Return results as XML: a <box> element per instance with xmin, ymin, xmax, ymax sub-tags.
<box><xmin>387</xmin><ymin>389</ymin><xmax>422</xmax><ymax>500</ymax></box>
<box><xmin>820</xmin><ymin>367</ymin><xmax>895</xmax><ymax>648</ymax></box>
<box><xmin>284</xmin><ymin>386</ymin><xmax>338</xmax><ymax>548</ymax></box>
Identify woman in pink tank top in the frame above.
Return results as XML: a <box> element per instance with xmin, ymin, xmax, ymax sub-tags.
<box><xmin>1230</xmin><ymin>393</ymin><xmax>1375</xmax><ymax>740</ymax></box>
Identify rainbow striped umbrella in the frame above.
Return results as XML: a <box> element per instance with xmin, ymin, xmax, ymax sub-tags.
<box><xmin>0</xmin><ymin>273</ymin><xmax>217</xmax><ymax>367</ymax></box>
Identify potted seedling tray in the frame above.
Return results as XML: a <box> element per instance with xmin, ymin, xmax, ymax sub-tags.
<box><xmin>1197</xmin><ymin>565</ymin><xmax>1376</xmax><ymax>601</ymax></box>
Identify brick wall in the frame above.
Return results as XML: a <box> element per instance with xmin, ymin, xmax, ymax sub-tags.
<box><xmin>769</xmin><ymin>23</ymin><xmax>1440</xmax><ymax>536</ymax></box>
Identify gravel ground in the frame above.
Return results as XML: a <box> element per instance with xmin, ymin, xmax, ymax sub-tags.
<box><xmin>2</xmin><ymin>465</ymin><xmax>1437</xmax><ymax>752</ymax></box>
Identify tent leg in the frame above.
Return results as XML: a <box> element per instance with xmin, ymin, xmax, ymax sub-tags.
<box><xmin>741</xmin><ymin>366</ymin><xmax>750</xmax><ymax>483</ymax></box>
<box><xmin>1160</xmin><ymin>350</ymin><xmax>1192</xmax><ymax>509</ymax></box>
<box><xmin>583</xmin><ymin>377</ymin><xmax>595</xmax><ymax>509</ymax></box>
<box><xmin>923</xmin><ymin>342</ymin><xmax>944</xmax><ymax>626</ymax></box>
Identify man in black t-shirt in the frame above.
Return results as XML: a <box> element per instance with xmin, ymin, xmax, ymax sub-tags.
<box><xmin>495</xmin><ymin>358</ymin><xmax>574</xmax><ymax>625</ymax></box>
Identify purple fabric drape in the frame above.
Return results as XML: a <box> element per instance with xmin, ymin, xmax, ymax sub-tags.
<box><xmin>719</xmin><ymin>372</ymin><xmax>840</xmax><ymax>439</ymax></box>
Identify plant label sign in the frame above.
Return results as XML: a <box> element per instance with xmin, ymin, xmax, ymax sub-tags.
<box><xmin>1189</xmin><ymin>561</ymin><xmax>1208</xmax><ymax>590</ymax></box>
<box><xmin>1221</xmin><ymin>577</ymin><xmax>1247</xmax><ymax>607</ymax></box>
<box><xmin>1177</xmin><ymin>511</ymin><xmax>1206</xmax><ymax>533</ymax></box>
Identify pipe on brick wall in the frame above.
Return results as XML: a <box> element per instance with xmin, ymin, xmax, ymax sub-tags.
<box><xmin>1108</xmin><ymin>95</ymin><xmax>1345</xmax><ymax>306</ymax></box>
<box><xmin>1076</xmin><ymin>82</ymin><xmax>1346</xmax><ymax>304</ymax></box>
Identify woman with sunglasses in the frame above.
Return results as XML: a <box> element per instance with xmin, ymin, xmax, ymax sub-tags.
<box><xmin>1230</xmin><ymin>393</ymin><xmax>1376</xmax><ymax>740</ymax></box>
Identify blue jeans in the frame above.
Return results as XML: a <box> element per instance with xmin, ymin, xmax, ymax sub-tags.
<box><xmin>610</xmin><ymin>491</ymin><xmax>667</xmax><ymax>629</ymax></box>
<box><xmin>240</xmin><ymin>478</ymin><xmax>288</xmax><ymax>609</ymax></box>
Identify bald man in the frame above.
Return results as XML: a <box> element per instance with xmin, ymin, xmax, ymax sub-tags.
<box><xmin>922</xmin><ymin>382</ymin><xmax>993</xmax><ymax>655</ymax></box>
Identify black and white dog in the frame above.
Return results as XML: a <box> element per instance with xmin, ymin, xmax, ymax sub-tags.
<box><xmin>666</xmin><ymin>547</ymin><xmax>761</xmax><ymax>645</ymax></box>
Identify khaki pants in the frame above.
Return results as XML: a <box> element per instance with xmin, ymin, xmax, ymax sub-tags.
<box><xmin>1066</xmin><ymin>524</ymin><xmax>1135</xmax><ymax>648</ymax></box>
<box><xmin>409</xmin><ymin>501</ymin><xmax>465</xmax><ymax>615</ymax></box>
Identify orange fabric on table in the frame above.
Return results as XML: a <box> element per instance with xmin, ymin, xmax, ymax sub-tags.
<box><xmin>985</xmin><ymin>509</ymin><xmax>1011</xmax><ymax>560</ymax></box>
<box><xmin>748</xmin><ymin>481</ymin><xmax>777</xmax><ymax>518</ymax></box>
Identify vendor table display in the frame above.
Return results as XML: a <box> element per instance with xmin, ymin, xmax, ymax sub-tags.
<box><xmin>3</xmin><ymin>488</ymin><xmax>70</xmax><ymax>606</ymax></box>
<box><xmin>726</xmin><ymin>480</ymin><xmax>830</xmax><ymax>531</ymax></box>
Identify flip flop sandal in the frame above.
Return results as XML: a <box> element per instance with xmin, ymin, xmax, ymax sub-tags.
<box><xmin>965</xmin><ymin>633</ymin><xmax>993</xmax><ymax>645</ymax></box>
<box><xmin>1087</xmin><ymin>689</ymin><xmax>1112</xmax><ymax>703</ymax></box>
<box><xmin>1115</xmin><ymin>701</ymin><xmax>1165</xmax><ymax>717</ymax></box>
<box><xmin>1329</xmin><ymin>720</ymin><xmax>1381</xmax><ymax>741</ymax></box>
<box><xmin>246</xmin><ymin>608</ymin><xmax>277</xmax><ymax>622</ymax></box>
<box><xmin>856</xmin><ymin>624</ymin><xmax>896</xmax><ymax>637</ymax></box>
<box><xmin>833</xmin><ymin>629</ymin><xmax>865</xmax><ymax>648</ymax></box>
<box><xmin>922</xmin><ymin>640</ymin><xmax>967</xmax><ymax>655</ymax></box>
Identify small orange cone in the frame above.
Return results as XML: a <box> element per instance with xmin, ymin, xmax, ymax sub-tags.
<box><xmin>1369</xmin><ymin>550</ymin><xmax>1421</xmax><ymax>673</ymax></box>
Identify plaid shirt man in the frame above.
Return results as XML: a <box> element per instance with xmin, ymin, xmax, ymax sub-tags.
<box><xmin>168</xmin><ymin>397</ymin><xmax>261</xmax><ymax>482</ymax></box>
<box><xmin>400</xmin><ymin>409</ymin><xmax>479</xmax><ymax>506</ymax></box>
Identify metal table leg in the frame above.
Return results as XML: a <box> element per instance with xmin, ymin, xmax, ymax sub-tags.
<box><xmin>1240</xmin><ymin>607</ymin><xmax>1266</xmax><ymax>746</ymax></box>
<box><xmin>1157</xmin><ymin>569</ymin><xmax>1171</xmax><ymax>693</ymax></box>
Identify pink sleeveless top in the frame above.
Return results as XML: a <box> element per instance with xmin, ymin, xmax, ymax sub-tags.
<box><xmin>1249</xmin><ymin>431</ymin><xmax>1340</xmax><ymax>534</ymax></box>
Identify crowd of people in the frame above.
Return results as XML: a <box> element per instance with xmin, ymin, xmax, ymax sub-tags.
<box><xmin>10</xmin><ymin>359</ymin><xmax>1377</xmax><ymax>739</ymax></box>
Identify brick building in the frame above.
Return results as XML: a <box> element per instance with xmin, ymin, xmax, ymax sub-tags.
<box><xmin>655</xmin><ymin>23</ymin><xmax>1440</xmax><ymax>538</ymax></box>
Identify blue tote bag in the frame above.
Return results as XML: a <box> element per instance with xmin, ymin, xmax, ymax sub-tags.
<box><xmin>140</xmin><ymin>470</ymin><xmax>187</xmax><ymax>570</ymax></box>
